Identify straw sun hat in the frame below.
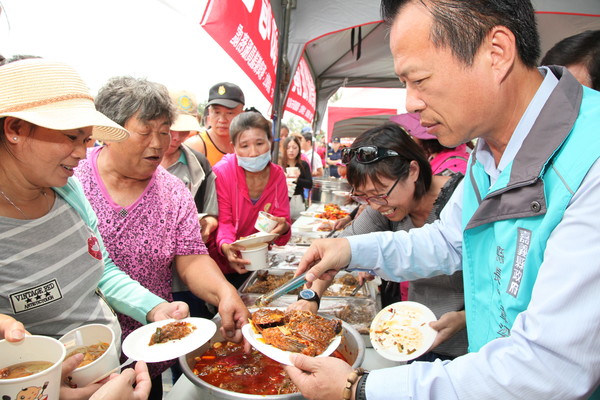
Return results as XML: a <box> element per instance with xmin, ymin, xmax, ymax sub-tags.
<box><xmin>0</xmin><ymin>58</ymin><xmax>129</xmax><ymax>142</ymax></box>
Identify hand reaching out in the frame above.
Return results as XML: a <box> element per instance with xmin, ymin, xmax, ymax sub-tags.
<box><xmin>428</xmin><ymin>310</ymin><xmax>466</xmax><ymax>350</ymax></box>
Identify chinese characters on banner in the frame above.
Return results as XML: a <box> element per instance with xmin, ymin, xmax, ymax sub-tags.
<box><xmin>285</xmin><ymin>57</ymin><xmax>316</xmax><ymax>122</ymax></box>
<box><xmin>201</xmin><ymin>0</ymin><xmax>316</xmax><ymax>122</ymax></box>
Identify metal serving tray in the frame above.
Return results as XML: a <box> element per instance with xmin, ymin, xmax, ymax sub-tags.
<box><xmin>238</xmin><ymin>268</ymin><xmax>379</xmax><ymax>347</ymax></box>
<box><xmin>239</xmin><ymin>269</ymin><xmax>372</xmax><ymax>299</ymax></box>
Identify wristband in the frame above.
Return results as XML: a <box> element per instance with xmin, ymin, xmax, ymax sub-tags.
<box><xmin>356</xmin><ymin>372</ymin><xmax>369</xmax><ymax>400</ymax></box>
<box><xmin>342</xmin><ymin>367</ymin><xmax>366</xmax><ymax>400</ymax></box>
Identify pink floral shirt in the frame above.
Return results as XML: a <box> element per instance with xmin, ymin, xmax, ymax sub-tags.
<box><xmin>75</xmin><ymin>146</ymin><xmax>207</xmax><ymax>377</ymax></box>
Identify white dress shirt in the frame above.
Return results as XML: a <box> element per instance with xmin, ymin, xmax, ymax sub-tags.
<box><xmin>347</xmin><ymin>68</ymin><xmax>600</xmax><ymax>399</ymax></box>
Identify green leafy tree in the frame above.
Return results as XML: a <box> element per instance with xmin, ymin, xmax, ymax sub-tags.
<box><xmin>283</xmin><ymin>115</ymin><xmax>309</xmax><ymax>136</ymax></box>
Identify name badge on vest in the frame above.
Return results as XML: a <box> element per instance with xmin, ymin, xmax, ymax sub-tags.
<box><xmin>507</xmin><ymin>228</ymin><xmax>532</xmax><ymax>298</ymax></box>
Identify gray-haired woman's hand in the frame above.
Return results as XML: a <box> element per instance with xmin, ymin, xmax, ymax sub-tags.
<box><xmin>89</xmin><ymin>361</ymin><xmax>151</xmax><ymax>400</ymax></box>
<box><xmin>146</xmin><ymin>301</ymin><xmax>190</xmax><ymax>323</ymax></box>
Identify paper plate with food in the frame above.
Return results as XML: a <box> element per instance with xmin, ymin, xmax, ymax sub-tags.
<box><xmin>313</xmin><ymin>220</ymin><xmax>335</xmax><ymax>233</ymax></box>
<box><xmin>233</xmin><ymin>232</ymin><xmax>279</xmax><ymax>247</ymax></box>
<box><xmin>332</xmin><ymin>190</ymin><xmax>351</xmax><ymax>198</ymax></box>
<box><xmin>242</xmin><ymin>308</ymin><xmax>343</xmax><ymax>365</ymax></box>
<box><xmin>370</xmin><ymin>301</ymin><xmax>437</xmax><ymax>362</ymax></box>
<box><xmin>314</xmin><ymin>203</ymin><xmax>350</xmax><ymax>221</ymax></box>
<box><xmin>294</xmin><ymin>218</ymin><xmax>322</xmax><ymax>232</ymax></box>
<box><xmin>122</xmin><ymin>318</ymin><xmax>216</xmax><ymax>363</ymax></box>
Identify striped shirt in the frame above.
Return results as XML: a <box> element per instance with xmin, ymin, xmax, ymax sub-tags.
<box><xmin>0</xmin><ymin>194</ymin><xmax>119</xmax><ymax>339</ymax></box>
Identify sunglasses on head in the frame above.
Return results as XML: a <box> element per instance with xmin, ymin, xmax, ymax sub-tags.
<box><xmin>341</xmin><ymin>146</ymin><xmax>400</xmax><ymax>164</ymax></box>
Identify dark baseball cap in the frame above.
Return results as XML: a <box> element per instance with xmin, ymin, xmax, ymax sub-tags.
<box><xmin>207</xmin><ymin>82</ymin><xmax>245</xmax><ymax>109</ymax></box>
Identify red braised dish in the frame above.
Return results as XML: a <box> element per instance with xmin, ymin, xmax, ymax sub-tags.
<box><xmin>149</xmin><ymin>321</ymin><xmax>195</xmax><ymax>346</ymax></box>
<box><xmin>193</xmin><ymin>341</ymin><xmax>347</xmax><ymax>395</ymax></box>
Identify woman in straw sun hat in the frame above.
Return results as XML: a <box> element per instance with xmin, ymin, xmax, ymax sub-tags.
<box><xmin>0</xmin><ymin>57</ymin><xmax>187</xmax><ymax>399</ymax></box>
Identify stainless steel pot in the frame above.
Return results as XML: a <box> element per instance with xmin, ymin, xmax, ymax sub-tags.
<box><xmin>312</xmin><ymin>178</ymin><xmax>351</xmax><ymax>205</ymax></box>
<box><xmin>179</xmin><ymin>316</ymin><xmax>365</xmax><ymax>400</ymax></box>
<box><xmin>320</xmin><ymin>189</ymin><xmax>334</xmax><ymax>204</ymax></box>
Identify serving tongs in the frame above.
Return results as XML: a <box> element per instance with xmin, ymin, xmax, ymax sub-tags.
<box><xmin>350</xmin><ymin>281</ymin><xmax>365</xmax><ymax>296</ymax></box>
<box><xmin>254</xmin><ymin>272</ymin><xmax>308</xmax><ymax>307</ymax></box>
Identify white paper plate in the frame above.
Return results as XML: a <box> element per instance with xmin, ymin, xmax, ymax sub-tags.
<box><xmin>241</xmin><ymin>313</ymin><xmax>342</xmax><ymax>365</ymax></box>
<box><xmin>312</xmin><ymin>220</ymin><xmax>335</xmax><ymax>233</ymax></box>
<box><xmin>332</xmin><ymin>190</ymin><xmax>350</xmax><ymax>197</ymax></box>
<box><xmin>369</xmin><ymin>301</ymin><xmax>437</xmax><ymax>362</ymax></box>
<box><xmin>122</xmin><ymin>318</ymin><xmax>216</xmax><ymax>363</ymax></box>
<box><xmin>294</xmin><ymin>218</ymin><xmax>321</xmax><ymax>232</ymax></box>
<box><xmin>233</xmin><ymin>232</ymin><xmax>279</xmax><ymax>247</ymax></box>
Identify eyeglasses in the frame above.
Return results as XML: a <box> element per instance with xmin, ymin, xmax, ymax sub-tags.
<box><xmin>350</xmin><ymin>177</ymin><xmax>401</xmax><ymax>206</ymax></box>
<box><xmin>341</xmin><ymin>146</ymin><xmax>400</xmax><ymax>165</ymax></box>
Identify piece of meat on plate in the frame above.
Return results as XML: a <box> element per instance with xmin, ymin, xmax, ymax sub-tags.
<box><xmin>251</xmin><ymin>309</ymin><xmax>286</xmax><ymax>333</ymax></box>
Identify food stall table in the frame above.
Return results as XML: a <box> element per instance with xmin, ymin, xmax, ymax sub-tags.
<box><xmin>290</xmin><ymin>202</ymin><xmax>355</xmax><ymax>245</ymax></box>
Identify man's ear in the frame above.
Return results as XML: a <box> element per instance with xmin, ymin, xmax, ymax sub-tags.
<box><xmin>486</xmin><ymin>25</ymin><xmax>517</xmax><ymax>84</ymax></box>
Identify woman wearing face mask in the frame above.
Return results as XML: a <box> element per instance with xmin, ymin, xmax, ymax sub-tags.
<box><xmin>213</xmin><ymin>111</ymin><xmax>291</xmax><ymax>287</ymax></box>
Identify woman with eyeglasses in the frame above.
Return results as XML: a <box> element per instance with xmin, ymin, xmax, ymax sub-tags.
<box><xmin>292</xmin><ymin>123</ymin><xmax>467</xmax><ymax>362</ymax></box>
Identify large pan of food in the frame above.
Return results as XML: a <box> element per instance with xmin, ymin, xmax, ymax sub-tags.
<box><xmin>179</xmin><ymin>312</ymin><xmax>365</xmax><ymax>399</ymax></box>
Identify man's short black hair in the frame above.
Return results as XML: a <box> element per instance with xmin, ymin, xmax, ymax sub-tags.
<box><xmin>301</xmin><ymin>131</ymin><xmax>313</xmax><ymax>143</ymax></box>
<box><xmin>380</xmin><ymin>0</ymin><xmax>540</xmax><ymax>68</ymax></box>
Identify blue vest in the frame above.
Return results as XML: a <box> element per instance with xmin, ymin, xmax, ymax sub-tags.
<box><xmin>462</xmin><ymin>70</ymin><xmax>600</xmax><ymax>398</ymax></box>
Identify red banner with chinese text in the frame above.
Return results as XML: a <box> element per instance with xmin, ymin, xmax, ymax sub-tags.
<box><xmin>201</xmin><ymin>0</ymin><xmax>315</xmax><ymax>122</ymax></box>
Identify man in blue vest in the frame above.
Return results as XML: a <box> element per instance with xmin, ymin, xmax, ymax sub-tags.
<box><xmin>285</xmin><ymin>0</ymin><xmax>600</xmax><ymax>399</ymax></box>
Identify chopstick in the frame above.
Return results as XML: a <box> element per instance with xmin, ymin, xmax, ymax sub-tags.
<box><xmin>325</xmin><ymin>228</ymin><xmax>339</xmax><ymax>238</ymax></box>
<box><xmin>92</xmin><ymin>357</ymin><xmax>135</xmax><ymax>383</ymax></box>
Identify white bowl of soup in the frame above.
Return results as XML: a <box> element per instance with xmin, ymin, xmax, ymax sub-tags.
<box><xmin>59</xmin><ymin>324</ymin><xmax>119</xmax><ymax>388</ymax></box>
<box><xmin>0</xmin><ymin>335</ymin><xmax>66</xmax><ymax>400</ymax></box>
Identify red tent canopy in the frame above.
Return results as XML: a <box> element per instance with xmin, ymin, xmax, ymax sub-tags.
<box><xmin>327</xmin><ymin>106</ymin><xmax>396</xmax><ymax>142</ymax></box>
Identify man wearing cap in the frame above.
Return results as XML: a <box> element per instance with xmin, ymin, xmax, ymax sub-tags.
<box><xmin>326</xmin><ymin>137</ymin><xmax>343</xmax><ymax>178</ymax></box>
<box><xmin>161</xmin><ymin>90</ymin><xmax>219</xmax><ymax>320</ymax></box>
<box><xmin>300</xmin><ymin>129</ymin><xmax>324</xmax><ymax>177</ymax></box>
<box><xmin>184</xmin><ymin>82</ymin><xmax>245</xmax><ymax>166</ymax></box>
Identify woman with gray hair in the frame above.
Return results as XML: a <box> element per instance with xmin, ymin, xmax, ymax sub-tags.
<box><xmin>74</xmin><ymin>76</ymin><xmax>250</xmax><ymax>399</ymax></box>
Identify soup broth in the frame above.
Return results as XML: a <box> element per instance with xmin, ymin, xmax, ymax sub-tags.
<box><xmin>66</xmin><ymin>342</ymin><xmax>109</xmax><ymax>368</ymax></box>
<box><xmin>193</xmin><ymin>341</ymin><xmax>348</xmax><ymax>395</ymax></box>
<box><xmin>0</xmin><ymin>361</ymin><xmax>53</xmax><ymax>379</ymax></box>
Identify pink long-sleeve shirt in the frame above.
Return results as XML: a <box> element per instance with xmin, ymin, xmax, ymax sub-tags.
<box><xmin>213</xmin><ymin>153</ymin><xmax>291</xmax><ymax>274</ymax></box>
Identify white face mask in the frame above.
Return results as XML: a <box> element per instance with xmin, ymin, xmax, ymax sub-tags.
<box><xmin>236</xmin><ymin>151</ymin><xmax>271</xmax><ymax>172</ymax></box>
